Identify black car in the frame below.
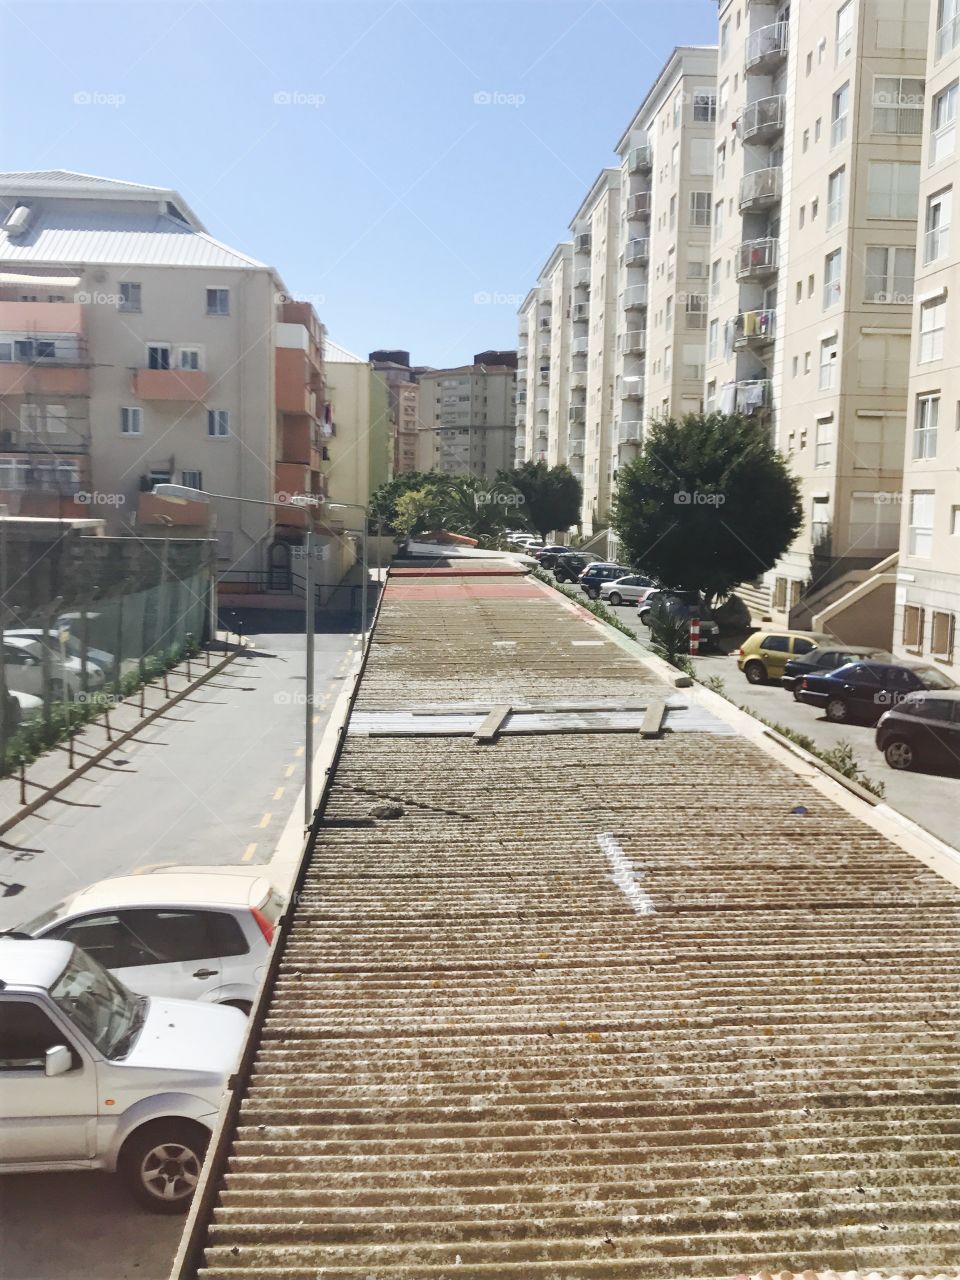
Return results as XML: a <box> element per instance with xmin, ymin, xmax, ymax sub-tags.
<box><xmin>553</xmin><ymin>552</ymin><xmax>600</xmax><ymax>581</ymax></box>
<box><xmin>638</xmin><ymin>590</ymin><xmax>720</xmax><ymax>650</ymax></box>
<box><xmin>536</xmin><ymin>546</ymin><xmax>577</xmax><ymax>570</ymax></box>
<box><xmin>578</xmin><ymin>563</ymin><xmax>633</xmax><ymax>599</ymax></box>
<box><xmin>795</xmin><ymin>660</ymin><xmax>957</xmax><ymax>724</ymax></box>
<box><xmin>781</xmin><ymin>645</ymin><xmax>893</xmax><ymax>693</ymax></box>
<box><xmin>876</xmin><ymin>689</ymin><xmax>960</xmax><ymax>772</ymax></box>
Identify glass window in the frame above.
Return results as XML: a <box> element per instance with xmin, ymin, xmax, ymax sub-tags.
<box><xmin>919</xmin><ymin>301</ymin><xmax>946</xmax><ymax>363</ymax></box>
<box><xmin>146</xmin><ymin>344</ymin><xmax>170</xmax><ymax>370</ymax></box>
<box><xmin>932</xmin><ymin>82</ymin><xmax>959</xmax><ymax>161</ymax></box>
<box><xmin>913</xmin><ymin>393</ymin><xmax>939</xmax><ymax>456</ymax></box>
<box><xmin>937</xmin><ymin>0</ymin><xmax>960</xmax><ymax>59</ymax></box>
<box><xmin>866</xmin><ymin>161</ymin><xmax>920</xmax><ymax>218</ymax></box>
<box><xmin>127</xmin><ymin>909</ymin><xmax>249</xmax><ymax>961</ymax></box>
<box><xmin>924</xmin><ymin>188</ymin><xmax>952</xmax><ymax>262</ymax></box>
<box><xmin>820</xmin><ymin>338</ymin><xmax>838</xmax><ymax>389</ymax></box>
<box><xmin>206</xmin><ymin>287</ymin><xmax>230</xmax><ymax>316</ymax></box>
<box><xmin>824</xmin><ymin>248</ymin><xmax>843</xmax><ymax>308</ymax></box>
<box><xmin>762</xmin><ymin>636</ymin><xmax>790</xmax><ymax>652</ymax></box>
<box><xmin>815</xmin><ymin>418</ymin><xmax>834</xmax><ymax>466</ymax></box>
<box><xmin>836</xmin><ymin>0</ymin><xmax>854</xmax><ymax>63</ymax></box>
<box><xmin>49</xmin><ymin>946</ymin><xmax>141</xmax><ymax>1059</ymax></box>
<box><xmin>864</xmin><ymin>246</ymin><xmax>915</xmax><ymax>303</ymax></box>
<box><xmin>0</xmin><ymin>1001</ymin><xmax>70</xmax><ymax>1070</ymax></box>
<box><xmin>118</xmin><ymin>282</ymin><xmax>141</xmax><ymax>313</ymax></box>
<box><xmin>872</xmin><ymin>76</ymin><xmax>925</xmax><ymax>135</ymax></box>
<box><xmin>827</xmin><ymin>167</ymin><xmax>846</xmax><ymax>227</ymax></box>
<box><xmin>50</xmin><ymin>914</ymin><xmax>157</xmax><ymax>970</ymax></box>
<box><xmin>831</xmin><ymin>83</ymin><xmax>850</xmax><ymax>146</ymax></box>
<box><xmin>793</xmin><ymin>638</ymin><xmax>817</xmax><ymax>655</ymax></box>
<box><xmin>207</xmin><ymin>409</ymin><xmax>230</xmax><ymax>437</ymax></box>
<box><xmin>120</xmin><ymin>406</ymin><xmax>142</xmax><ymax>436</ymax></box>
<box><xmin>689</xmin><ymin>192</ymin><xmax>711</xmax><ymax>226</ymax></box>
<box><xmin>908</xmin><ymin>490</ymin><xmax>935</xmax><ymax>555</ymax></box>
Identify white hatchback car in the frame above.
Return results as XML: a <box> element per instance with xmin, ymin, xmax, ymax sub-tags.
<box><xmin>19</xmin><ymin>871</ymin><xmax>285</xmax><ymax>1014</ymax></box>
<box><xmin>598</xmin><ymin>574</ymin><xmax>657</xmax><ymax>606</ymax></box>
<box><xmin>0</xmin><ymin>937</ymin><xmax>245</xmax><ymax>1211</ymax></box>
<box><xmin>2</xmin><ymin>635</ymin><xmax>104</xmax><ymax>700</ymax></box>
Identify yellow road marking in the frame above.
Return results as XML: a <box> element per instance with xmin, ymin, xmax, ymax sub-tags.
<box><xmin>258</xmin><ymin>812</ymin><xmax>272</xmax><ymax>828</ymax></box>
<box><xmin>285</xmin><ymin>764</ymin><xmax>295</xmax><ymax>778</ymax></box>
<box><xmin>273</xmin><ymin>786</ymin><xmax>285</xmax><ymax>800</ymax></box>
<box><xmin>242</xmin><ymin>843</ymin><xmax>257</xmax><ymax>862</ymax></box>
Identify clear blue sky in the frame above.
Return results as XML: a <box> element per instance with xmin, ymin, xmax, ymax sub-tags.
<box><xmin>1</xmin><ymin>0</ymin><xmax>716</xmax><ymax>368</ymax></box>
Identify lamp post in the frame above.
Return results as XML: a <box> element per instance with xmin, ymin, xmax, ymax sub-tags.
<box><xmin>325</xmin><ymin>501</ymin><xmax>369</xmax><ymax>651</ymax></box>
<box><xmin>152</xmin><ymin>483</ymin><xmax>320</xmax><ymax>826</ymax></box>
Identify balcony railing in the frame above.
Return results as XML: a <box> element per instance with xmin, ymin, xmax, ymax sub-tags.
<box><xmin>627</xmin><ymin>143</ymin><xmax>653</xmax><ymax>172</ymax></box>
<box><xmin>621</xmin><ymin>377</ymin><xmax>644</xmax><ymax>400</ymax></box>
<box><xmin>733</xmin><ymin>309</ymin><xmax>777</xmax><ymax>348</ymax></box>
<box><xmin>574</xmin><ymin>268</ymin><xmax>591</xmax><ymax>288</ymax></box>
<box><xmin>572</xmin><ymin>337</ymin><xmax>589</xmax><ymax>356</ymax></box>
<box><xmin>738</xmin><ymin>94</ymin><xmax>785</xmax><ymax>143</ymax></box>
<box><xmin>745</xmin><ymin>21</ymin><xmax>788</xmax><ymax>72</ymax></box>
<box><xmin>569</xmin><ymin>372</ymin><xmax>587</xmax><ymax>390</ymax></box>
<box><xmin>573</xmin><ymin>302</ymin><xmax>589</xmax><ymax>321</ymax></box>
<box><xmin>568</xmin><ymin>441</ymin><xmax>586</xmax><ymax>458</ymax></box>
<box><xmin>536</xmin><ymin>398</ymin><xmax>549</xmax><ymax>413</ymax></box>
<box><xmin>736</xmin><ymin>237</ymin><xmax>780</xmax><ymax>280</ymax></box>
<box><xmin>739</xmin><ymin>166</ymin><xmax>783</xmax><ymax>210</ymax></box>
<box><xmin>575</xmin><ymin>232</ymin><xmax>591</xmax><ymax>253</ymax></box>
<box><xmin>568</xmin><ymin>405</ymin><xmax>585</xmax><ymax>424</ymax></box>
<box><xmin>733</xmin><ymin>378</ymin><xmax>772</xmax><ymax>416</ymax></box>
<box><xmin>537</xmin><ymin>370</ymin><xmax>550</xmax><ymax>385</ymax></box>
<box><xmin>625</xmin><ymin>237</ymin><xmax>649</xmax><ymax>265</ymax></box>
<box><xmin>624</xmin><ymin>284</ymin><xmax>648</xmax><ymax>309</ymax></box>
<box><xmin>619</xmin><ymin>421</ymin><xmax>643</xmax><ymax>443</ymax></box>
<box><xmin>622</xmin><ymin>330</ymin><xmax>646</xmax><ymax>354</ymax></box>
<box><xmin>626</xmin><ymin>192</ymin><xmax>651</xmax><ymax>220</ymax></box>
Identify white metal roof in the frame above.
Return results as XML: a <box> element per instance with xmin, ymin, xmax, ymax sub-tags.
<box><xmin>60</xmin><ymin>871</ymin><xmax>272</xmax><ymax>914</ymax></box>
<box><xmin>0</xmin><ymin>937</ymin><xmax>72</xmax><ymax>990</ymax></box>
<box><xmin>324</xmin><ymin>338</ymin><xmax>366</xmax><ymax>363</ymax></box>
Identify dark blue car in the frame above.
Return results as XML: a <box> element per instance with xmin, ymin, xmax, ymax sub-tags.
<box><xmin>795</xmin><ymin>660</ymin><xmax>956</xmax><ymax>724</ymax></box>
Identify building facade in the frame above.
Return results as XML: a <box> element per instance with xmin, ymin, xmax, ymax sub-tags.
<box><xmin>417</xmin><ymin>356</ymin><xmax>517</xmax><ymax>481</ymax></box>
<box><xmin>368</xmin><ymin>350</ymin><xmax>424</xmax><ymax>476</ymax></box>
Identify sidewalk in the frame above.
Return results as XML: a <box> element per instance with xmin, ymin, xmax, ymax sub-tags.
<box><xmin>0</xmin><ymin>639</ymin><xmax>241</xmax><ymax>838</ymax></box>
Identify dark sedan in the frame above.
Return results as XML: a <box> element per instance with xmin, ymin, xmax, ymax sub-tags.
<box><xmin>876</xmin><ymin>690</ymin><xmax>960</xmax><ymax>772</ymax></box>
<box><xmin>781</xmin><ymin>645</ymin><xmax>893</xmax><ymax>693</ymax></box>
<box><xmin>796</xmin><ymin>660</ymin><xmax>957</xmax><ymax>724</ymax></box>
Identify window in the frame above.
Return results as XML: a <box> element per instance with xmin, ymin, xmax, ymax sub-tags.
<box><xmin>665</xmin><ymin>295</ymin><xmax>674</xmax><ymax>325</ymax></box>
<box><xmin>146</xmin><ymin>343</ymin><xmax>170</xmax><ymax>370</ymax></box>
<box><xmin>799</xmin><ymin>205</ymin><xmax>806</xmax><ymax>229</ymax></box>
<box><xmin>903</xmin><ymin>604</ymin><xmax>924</xmax><ymax>647</ymax></box>
<box><xmin>858</xmin><ymin>332</ymin><xmax>911</xmax><ymax>389</ymax></box>
<box><xmin>811</xmin><ymin>198</ymin><xmax>819</xmax><ymax>221</ymax></box>
<box><xmin>664</xmin><ymin>345</ymin><xmax>672</xmax><ymax>375</ymax></box>
<box><xmin>836</xmin><ymin>0</ymin><xmax>854</xmax><ymax>63</ymax></box>
<box><xmin>716</xmin><ymin>144</ymin><xmax>726</xmax><ymax>181</ymax></box>
<box><xmin>720</xmin><ymin>19</ymin><xmax>730</xmax><ymax>60</ymax></box>
<box><xmin>708</xmin><ymin>318</ymin><xmax>719</xmax><ymax>360</ymax></box>
<box><xmin>714</xmin><ymin>200</ymin><xmax>724</xmax><ymax>239</ymax></box>
<box><xmin>118</xmin><ymin>281</ymin><xmax>141</xmax><ymax>313</ymax></box>
<box><xmin>908</xmin><ymin>491</ymin><xmax>935</xmax><ymax>556</ymax></box>
<box><xmin>673</xmin><ymin>92</ymin><xmax>682</xmax><ymax>128</ymax></box>
<box><xmin>718</xmin><ymin>79</ymin><xmax>729</xmax><ymax>123</ymax></box>
<box><xmin>669</xmin><ymin>194</ymin><xmax>677</xmax><ymax>230</ymax></box>
<box><xmin>873</xmin><ymin>76</ymin><xmax>925</xmax><ymax>135</ymax></box>
<box><xmin>206</xmin><ymin>287</ymin><xmax>229</xmax><ymax>316</ymax></box>
<box><xmin>953</xmin><ymin>504</ymin><xmax>960</xmax><ymax>535</ymax></box>
<box><xmin>938</xmin><ymin>0</ymin><xmax>960</xmax><ymax>59</ymax></box>
<box><xmin>689</xmin><ymin>191</ymin><xmax>711</xmax><ymax>226</ymax></box>
<box><xmin>706</xmin><ymin>379</ymin><xmax>717</xmax><ymax>411</ymax></box>
<box><xmin>831</xmin><ymin>83</ymin><xmax>850</xmax><ymax>147</ymax></box>
<box><xmin>864</xmin><ymin>246</ymin><xmax>915</xmax><ymax>303</ymax></box>
<box><xmin>914</xmin><ymin>393</ymin><xmax>940</xmax><ymax>456</ymax></box>
<box><xmin>0</xmin><ymin>1002</ymin><xmax>70</xmax><ymax>1071</ymax></box>
<box><xmin>826</xmin><ymin>167</ymin><xmax>846</xmax><ymax>228</ymax></box>
<box><xmin>820</xmin><ymin>337</ymin><xmax>838</xmax><ymax>390</ymax></box>
<box><xmin>710</xmin><ymin>259</ymin><xmax>721</xmax><ymax>301</ymax></box>
<box><xmin>207</xmin><ymin>409</ymin><xmax>230</xmax><ymax>437</ymax></box>
<box><xmin>126</xmin><ymin>909</ymin><xmax>249</xmax><ymax>962</ymax></box>
<box><xmin>52</xmin><ymin>914</ymin><xmax>157</xmax><ymax>969</ymax></box>
<box><xmin>815</xmin><ymin>117</ymin><xmax>823</xmax><ymax>143</ymax></box>
<box><xmin>932</xmin><ymin>82</ymin><xmax>959</xmax><ymax>161</ymax></box>
<box><xmin>685</xmin><ymin>293</ymin><xmax>707</xmax><ymax>329</ymax></box>
<box><xmin>120</xmin><ymin>406</ymin><xmax>142</xmax><ymax>436</ymax></box>
<box><xmin>824</xmin><ymin>249</ymin><xmax>842</xmax><ymax>308</ymax></box>
<box><xmin>181</xmin><ymin>470</ymin><xmax>203</xmax><ymax>490</ymax></box>
<box><xmin>803</xmin><ymin>129</ymin><xmax>810</xmax><ymax>154</ymax></box>
<box><xmin>815</xmin><ymin>417</ymin><xmax>834</xmax><ymax>467</ymax></box>
<box><xmin>177</xmin><ymin>347</ymin><xmax>202</xmax><ymax>370</ymax></box>
<box><xmin>931</xmin><ymin>610</ymin><xmax>955</xmax><ymax>658</ymax></box>
<box><xmin>866</xmin><ymin>161</ymin><xmax>920</xmax><ymax>219</ymax></box>
<box><xmin>671</xmin><ymin>142</ymin><xmax>679</xmax><ymax>176</ymax></box>
<box><xmin>761</xmin><ymin>635</ymin><xmax>790</xmax><ymax>653</ymax></box>
<box><xmin>919</xmin><ymin>300</ymin><xmax>946</xmax><ymax>362</ymax></box>
<box><xmin>925</xmin><ymin>188</ymin><xmax>952</xmax><ymax>261</ymax></box>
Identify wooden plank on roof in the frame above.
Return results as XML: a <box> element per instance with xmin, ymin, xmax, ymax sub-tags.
<box><xmin>474</xmin><ymin>703</ymin><xmax>512</xmax><ymax>743</ymax></box>
<box><xmin>640</xmin><ymin>700</ymin><xmax>667</xmax><ymax>738</ymax></box>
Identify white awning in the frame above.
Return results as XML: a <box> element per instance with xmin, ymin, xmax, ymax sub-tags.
<box><xmin>0</xmin><ymin>272</ymin><xmax>82</xmax><ymax>288</ymax></box>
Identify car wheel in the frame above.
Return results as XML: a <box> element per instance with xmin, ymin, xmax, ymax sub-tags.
<box><xmin>744</xmin><ymin>660</ymin><xmax>766</xmax><ymax>685</ymax></box>
<box><xmin>608</xmin><ymin>592</ymin><xmax>622</xmax><ymax>606</ymax></box>
<box><xmin>120</xmin><ymin>1120</ymin><xmax>208</xmax><ymax>1214</ymax></box>
<box><xmin>825</xmin><ymin>697</ymin><xmax>849</xmax><ymax>723</ymax></box>
<box><xmin>884</xmin><ymin>738</ymin><xmax>917</xmax><ymax>771</ymax></box>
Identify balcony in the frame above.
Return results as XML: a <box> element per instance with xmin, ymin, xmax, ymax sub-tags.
<box><xmin>575</xmin><ymin>232</ymin><xmax>592</xmax><ymax>254</ymax></box>
<box><xmin>568</xmin><ymin>441</ymin><xmax>585</xmax><ymax>458</ymax></box>
<box><xmin>734</xmin><ymin>378</ymin><xmax>772</xmax><ymax>416</ymax></box>
<box><xmin>739</xmin><ymin>166</ymin><xmax>783</xmax><ymax>211</ymax></box>
<box><xmin>536</xmin><ymin>397</ymin><xmax>549</xmax><ymax>413</ymax></box>
<box><xmin>537</xmin><ymin>369</ymin><xmax>550</xmax><ymax>385</ymax></box>
<box><xmin>572</xmin><ymin>336</ymin><xmax>589</xmax><ymax>356</ymax></box>
<box><xmin>627</xmin><ymin>143</ymin><xmax>653</xmax><ymax>173</ymax></box>
<box><xmin>621</xmin><ymin>376</ymin><xmax>645</xmax><ymax>400</ymax></box>
<box><xmin>745</xmin><ymin>21</ymin><xmax>788</xmax><ymax>73</ymax></box>
<box><xmin>131</xmin><ymin>368</ymin><xmax>209</xmax><ymax>402</ymax></box>
<box><xmin>736</xmin><ymin>237</ymin><xmax>780</xmax><ymax>280</ymax></box>
<box><xmin>573</xmin><ymin>302</ymin><xmax>589</xmax><ymax>322</ymax></box>
<box><xmin>568</xmin><ymin>405</ymin><xmax>586</xmax><ymax>425</ymax></box>
<box><xmin>622</xmin><ymin>330</ymin><xmax>646</xmax><ymax>354</ymax></box>
<box><xmin>625</xmin><ymin>238</ymin><xmax>649</xmax><ymax>266</ymax></box>
<box><xmin>138</xmin><ymin>491</ymin><xmax>212</xmax><ymax>532</ymax></box>
<box><xmin>574</xmin><ymin>268</ymin><xmax>591</xmax><ymax>289</ymax></box>
<box><xmin>624</xmin><ymin>285</ymin><xmax>648</xmax><ymax>310</ymax></box>
<box><xmin>626</xmin><ymin>192</ymin><xmax>651</xmax><ymax>221</ymax></box>
<box><xmin>619</xmin><ymin>421</ymin><xmax>643</xmax><ymax>443</ymax></box>
<box><xmin>733</xmin><ymin>309</ymin><xmax>776</xmax><ymax>349</ymax></box>
<box><xmin>738</xmin><ymin>94</ymin><xmax>785</xmax><ymax>143</ymax></box>
<box><xmin>570</xmin><ymin>372</ymin><xmax>587</xmax><ymax>390</ymax></box>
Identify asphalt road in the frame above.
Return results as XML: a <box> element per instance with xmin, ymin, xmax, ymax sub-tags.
<box><xmin>0</xmin><ymin>608</ymin><xmax>359</xmax><ymax>1280</ymax></box>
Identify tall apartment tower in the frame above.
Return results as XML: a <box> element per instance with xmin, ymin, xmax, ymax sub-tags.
<box><xmin>417</xmin><ymin>357</ymin><xmax>517</xmax><ymax>480</ymax></box>
<box><xmin>572</xmin><ymin>169</ymin><xmax>622</xmax><ymax>535</ymax></box>
<box><xmin>895</xmin><ymin>0</ymin><xmax>960</xmax><ymax>666</ymax></box>
<box><xmin>613</xmin><ymin>46</ymin><xmax>718</xmax><ymax>478</ymax></box>
<box><xmin>707</xmin><ymin>0</ymin><xmax>929</xmax><ymax>625</ymax></box>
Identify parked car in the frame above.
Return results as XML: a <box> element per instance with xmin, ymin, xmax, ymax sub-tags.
<box><xmin>18</xmin><ymin>870</ymin><xmax>285</xmax><ymax>1014</ymax></box>
<box><xmin>553</xmin><ymin>552</ymin><xmax>600</xmax><ymax>583</ymax></box>
<box><xmin>2</xmin><ymin>636</ymin><xmax>105</xmax><ymax>701</ymax></box>
<box><xmin>0</xmin><ymin>937</ymin><xmax>245</xmax><ymax>1211</ymax></box>
<box><xmin>735</xmin><ymin>630</ymin><xmax>832</xmax><ymax>685</ymax></box>
<box><xmin>599</xmin><ymin>573</ymin><xmax>657</xmax><ymax>606</ymax></box>
<box><xmin>10</xmin><ymin>691</ymin><xmax>43</xmax><ymax>723</ymax></box>
<box><xmin>782</xmin><ymin>644</ymin><xmax>893</xmax><ymax>693</ymax></box>
<box><xmin>578</xmin><ymin>563</ymin><xmax>634</xmax><ymax>599</ymax></box>
<box><xmin>795</xmin><ymin>660</ymin><xmax>957</xmax><ymax>724</ymax></box>
<box><xmin>875</xmin><ymin>689</ymin><xmax>960</xmax><ymax>772</ymax></box>
<box><xmin>637</xmin><ymin>590</ymin><xmax>720</xmax><ymax>649</ymax></box>
<box><xmin>6</xmin><ymin>628</ymin><xmax>115</xmax><ymax>680</ymax></box>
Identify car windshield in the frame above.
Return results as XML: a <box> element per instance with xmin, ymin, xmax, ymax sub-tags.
<box><xmin>49</xmin><ymin>944</ymin><xmax>146</xmax><ymax>1060</ymax></box>
<box><xmin>913</xmin><ymin>667</ymin><xmax>958</xmax><ymax>691</ymax></box>
<box><xmin>18</xmin><ymin>899</ymin><xmax>69</xmax><ymax>934</ymax></box>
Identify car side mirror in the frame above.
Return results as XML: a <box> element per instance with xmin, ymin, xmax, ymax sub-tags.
<box><xmin>45</xmin><ymin>1044</ymin><xmax>73</xmax><ymax>1077</ymax></box>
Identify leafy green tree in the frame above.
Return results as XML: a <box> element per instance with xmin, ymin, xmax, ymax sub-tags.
<box><xmin>370</xmin><ymin>471</ymin><xmax>440</xmax><ymax>535</ymax></box>
<box><xmin>497</xmin><ymin>461</ymin><xmax>582</xmax><ymax>540</ymax></box>
<box><xmin>611</xmin><ymin>413</ymin><xmax>802</xmax><ymax>602</ymax></box>
<box><xmin>436</xmin><ymin>476</ymin><xmax>522</xmax><ymax>543</ymax></box>
<box><xmin>392</xmin><ymin>485</ymin><xmax>449</xmax><ymax>537</ymax></box>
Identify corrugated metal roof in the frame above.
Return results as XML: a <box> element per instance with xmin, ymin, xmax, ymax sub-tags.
<box><xmin>176</xmin><ymin>569</ymin><xmax>960</xmax><ymax>1280</ymax></box>
<box><xmin>0</xmin><ymin>169</ymin><xmax>173</xmax><ymax>194</ymax></box>
<box><xmin>0</xmin><ymin>208</ymin><xmax>267</xmax><ymax>269</ymax></box>
<box><xmin>324</xmin><ymin>338</ymin><xmax>366</xmax><ymax>363</ymax></box>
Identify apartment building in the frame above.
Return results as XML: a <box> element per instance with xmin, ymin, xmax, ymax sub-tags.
<box><xmin>614</xmin><ymin>46</ymin><xmax>717</xmax><ymax>475</ymax></box>
<box><xmin>324</xmin><ymin>340</ymin><xmax>391</xmax><ymax>506</ymax></box>
<box><xmin>892</xmin><ymin>0</ymin><xmax>960</xmax><ymax>666</ymax></box>
<box><xmin>0</xmin><ymin>170</ymin><xmax>330</xmax><ymax>580</ymax></box>
<box><xmin>572</xmin><ymin>169</ymin><xmax>622</xmax><ymax>535</ymax></box>
<box><xmin>368</xmin><ymin>349</ymin><xmax>425</xmax><ymax>476</ymax></box>
<box><xmin>515</xmin><ymin>289</ymin><xmax>540</xmax><ymax>465</ymax></box>
<box><xmin>707</xmin><ymin>0</ymin><xmax>928</xmax><ymax>629</ymax></box>
<box><xmin>417</xmin><ymin>354</ymin><xmax>517</xmax><ymax>480</ymax></box>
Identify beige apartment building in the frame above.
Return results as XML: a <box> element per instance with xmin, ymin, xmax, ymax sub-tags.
<box><xmin>707</xmin><ymin>0</ymin><xmax>928</xmax><ymax>635</ymax></box>
<box><xmin>368</xmin><ymin>350</ymin><xmax>424</xmax><ymax>475</ymax></box>
<box><xmin>614</xmin><ymin>45</ymin><xmax>717</xmax><ymax>482</ymax></box>
<box><xmin>416</xmin><ymin>355</ymin><xmax>517</xmax><ymax>480</ymax></box>
<box><xmin>894</xmin><ymin>0</ymin><xmax>960</xmax><ymax>666</ymax></box>
<box><xmin>0</xmin><ymin>169</ymin><xmax>337</xmax><ymax>589</ymax></box>
<box><xmin>515</xmin><ymin>290</ymin><xmax>537</xmax><ymax>466</ymax></box>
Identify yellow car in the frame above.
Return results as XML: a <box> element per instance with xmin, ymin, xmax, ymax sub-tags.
<box><xmin>736</xmin><ymin>630</ymin><xmax>832</xmax><ymax>684</ymax></box>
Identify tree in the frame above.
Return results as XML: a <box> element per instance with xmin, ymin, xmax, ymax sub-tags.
<box><xmin>370</xmin><ymin>471</ymin><xmax>440</xmax><ymax>536</ymax></box>
<box><xmin>392</xmin><ymin>485</ymin><xmax>449</xmax><ymax>538</ymax></box>
<box><xmin>435</xmin><ymin>476</ymin><xmax>522</xmax><ymax>543</ymax></box>
<box><xmin>497</xmin><ymin>461</ymin><xmax>582</xmax><ymax>540</ymax></box>
<box><xmin>611</xmin><ymin>413</ymin><xmax>802</xmax><ymax>601</ymax></box>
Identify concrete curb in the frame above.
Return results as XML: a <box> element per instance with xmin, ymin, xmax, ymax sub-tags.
<box><xmin>0</xmin><ymin>649</ymin><xmax>239</xmax><ymax>838</ymax></box>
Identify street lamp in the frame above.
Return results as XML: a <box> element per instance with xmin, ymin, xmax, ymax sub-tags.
<box><xmin>325</xmin><ymin>501</ymin><xmax>369</xmax><ymax>651</ymax></box>
<box><xmin>152</xmin><ymin>483</ymin><xmax>321</xmax><ymax>826</ymax></box>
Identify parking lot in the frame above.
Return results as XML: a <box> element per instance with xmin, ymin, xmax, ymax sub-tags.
<box><xmin>572</xmin><ymin>584</ymin><xmax>960</xmax><ymax>854</ymax></box>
